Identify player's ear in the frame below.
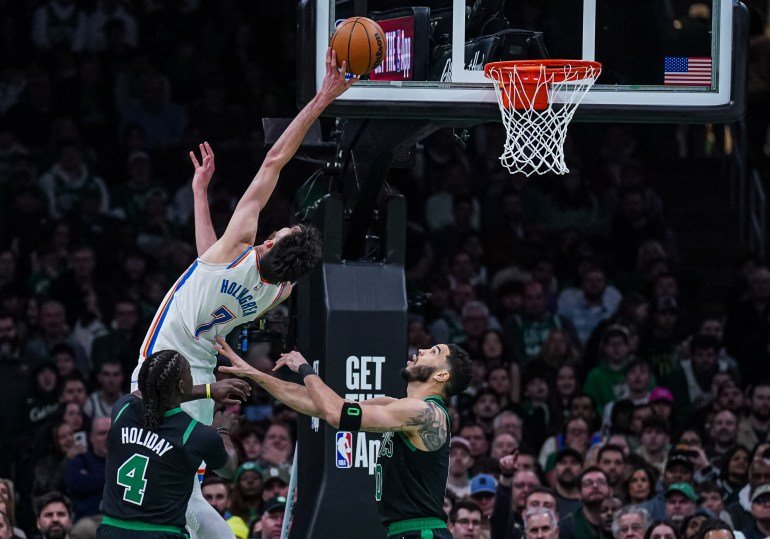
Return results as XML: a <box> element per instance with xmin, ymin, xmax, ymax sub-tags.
<box><xmin>265</xmin><ymin>240</ymin><xmax>274</xmax><ymax>249</ymax></box>
<box><xmin>433</xmin><ymin>369</ymin><xmax>449</xmax><ymax>383</ymax></box>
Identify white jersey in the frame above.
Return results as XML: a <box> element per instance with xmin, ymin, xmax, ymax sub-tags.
<box><xmin>131</xmin><ymin>246</ymin><xmax>285</xmax><ymax>422</ymax></box>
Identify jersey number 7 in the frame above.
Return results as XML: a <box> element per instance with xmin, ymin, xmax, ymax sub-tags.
<box><xmin>194</xmin><ymin>306</ymin><xmax>236</xmax><ymax>339</ymax></box>
<box><xmin>117</xmin><ymin>454</ymin><xmax>149</xmax><ymax>506</ymax></box>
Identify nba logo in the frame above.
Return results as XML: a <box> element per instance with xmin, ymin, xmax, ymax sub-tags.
<box><xmin>336</xmin><ymin>431</ymin><xmax>352</xmax><ymax>468</ymax></box>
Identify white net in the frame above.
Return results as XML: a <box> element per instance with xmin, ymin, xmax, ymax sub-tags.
<box><xmin>486</xmin><ymin>62</ymin><xmax>601</xmax><ymax>176</ymax></box>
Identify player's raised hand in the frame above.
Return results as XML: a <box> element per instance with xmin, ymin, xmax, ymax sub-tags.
<box><xmin>190</xmin><ymin>141</ymin><xmax>215</xmax><ymax>193</ymax></box>
<box><xmin>318</xmin><ymin>48</ymin><xmax>358</xmax><ymax>104</ymax></box>
<box><xmin>274</xmin><ymin>350</ymin><xmax>309</xmax><ymax>373</ymax></box>
<box><xmin>209</xmin><ymin>378</ymin><xmax>251</xmax><ymax>405</ymax></box>
<box><xmin>215</xmin><ymin>336</ymin><xmax>258</xmax><ymax>379</ymax></box>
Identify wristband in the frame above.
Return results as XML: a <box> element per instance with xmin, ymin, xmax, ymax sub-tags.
<box><xmin>298</xmin><ymin>363</ymin><xmax>316</xmax><ymax>380</ymax></box>
<box><xmin>339</xmin><ymin>402</ymin><xmax>363</xmax><ymax>431</ymax></box>
<box><xmin>206</xmin><ymin>383</ymin><xmax>211</xmax><ymax>399</ymax></box>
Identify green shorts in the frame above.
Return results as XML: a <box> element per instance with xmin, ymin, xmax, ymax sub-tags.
<box><xmin>386</xmin><ymin>517</ymin><xmax>451</xmax><ymax>539</ymax></box>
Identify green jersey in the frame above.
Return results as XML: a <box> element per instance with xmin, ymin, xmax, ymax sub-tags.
<box><xmin>375</xmin><ymin>395</ymin><xmax>450</xmax><ymax>527</ymax></box>
<box><xmin>100</xmin><ymin>395</ymin><xmax>228</xmax><ymax>530</ymax></box>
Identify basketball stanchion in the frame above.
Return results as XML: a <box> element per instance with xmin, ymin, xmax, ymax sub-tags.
<box><xmin>484</xmin><ymin>60</ymin><xmax>602</xmax><ymax>176</ymax></box>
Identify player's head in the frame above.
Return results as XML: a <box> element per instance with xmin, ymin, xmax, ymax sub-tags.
<box><xmin>402</xmin><ymin>344</ymin><xmax>472</xmax><ymax>398</ymax></box>
<box><xmin>260</xmin><ymin>224</ymin><xmax>322</xmax><ymax>283</ymax></box>
<box><xmin>137</xmin><ymin>350</ymin><xmax>192</xmax><ymax>432</ymax></box>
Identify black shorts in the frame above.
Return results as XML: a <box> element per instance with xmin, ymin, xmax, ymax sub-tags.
<box><xmin>387</xmin><ymin>529</ymin><xmax>453</xmax><ymax>539</ymax></box>
<box><xmin>96</xmin><ymin>524</ymin><xmax>189</xmax><ymax>539</ymax></box>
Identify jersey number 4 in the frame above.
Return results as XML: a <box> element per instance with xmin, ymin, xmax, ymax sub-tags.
<box><xmin>117</xmin><ymin>453</ymin><xmax>149</xmax><ymax>506</ymax></box>
<box><xmin>194</xmin><ymin>306</ymin><xmax>235</xmax><ymax>339</ymax></box>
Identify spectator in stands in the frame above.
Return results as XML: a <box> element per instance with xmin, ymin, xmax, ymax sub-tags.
<box><xmin>472</xmin><ymin>388</ymin><xmax>502</xmax><ymax>435</ymax></box>
<box><xmin>636</xmin><ymin>417</ymin><xmax>672</xmax><ymax>475</ymax></box>
<box><xmin>663</xmin><ymin>483</ymin><xmax>697</xmax><ymax>524</ymax></box>
<box><xmin>559</xmin><ymin>467</ymin><xmax>611</xmax><ymax>539</ymax></box>
<box><xmin>718</xmin><ymin>446</ymin><xmax>751</xmax><ymax>506</ymax></box>
<box><xmin>19</xmin><ymin>362</ymin><xmax>61</xmax><ymax>437</ymax></box>
<box><xmin>38</xmin><ymin>143</ymin><xmax>110</xmax><ymax>221</ymax></box>
<box><xmin>449</xmin><ymin>500</ymin><xmax>483</xmax><ymax>539</ymax></box>
<box><xmin>82</xmin><ymin>360</ymin><xmax>123</xmax><ymax>420</ymax></box>
<box><xmin>670</xmin><ymin>336</ymin><xmax>736</xmax><ymax>425</ymax></box>
<box><xmin>505</xmin><ymin>280</ymin><xmax>576</xmax><ymax>365</ymax></box>
<box><xmin>703</xmin><ymin>410</ymin><xmax>739</xmax><ymax>463</ymax></box>
<box><xmin>725</xmin><ymin>266</ymin><xmax>770</xmax><ymax>382</ymax></box>
<box><xmin>64</xmin><ymin>417</ymin><xmax>109</xmax><ymax>538</ymax></box>
<box><xmin>612</xmin><ymin>506</ymin><xmax>651</xmax><ymax>539</ymax></box>
<box><xmin>624</xmin><ymin>465</ymin><xmax>658</xmax><ymax>505</ymax></box>
<box><xmin>548</xmin><ymin>447</ymin><xmax>583</xmax><ymax>516</ymax></box>
<box><xmin>201</xmin><ymin>477</ymin><xmax>240</xmax><ymax>538</ymax></box>
<box><xmin>642</xmin><ymin>449</ymin><xmax>695</xmax><ymax>520</ymax></box>
<box><xmin>524</xmin><ymin>507</ymin><xmax>559</xmax><ymax>539</ymax></box>
<box><xmin>256</xmin><ymin>423</ymin><xmax>292</xmax><ymax>470</ymax></box>
<box><xmin>120</xmin><ymin>72</ymin><xmax>187</xmax><ymax>150</ymax></box>
<box><xmin>32</xmin><ymin>421</ymin><xmax>85</xmax><ymax>497</ymax></box>
<box><xmin>642</xmin><ymin>521</ymin><xmax>681</xmax><ymax>539</ymax></box>
<box><xmin>469</xmin><ymin>474</ymin><xmax>497</xmax><ymax>521</ymax></box>
<box><xmin>557</xmin><ymin>266</ymin><xmax>622</xmax><ymax>345</ymax></box>
<box><xmin>23</xmin><ymin>301</ymin><xmax>88</xmax><ymax>375</ymax></box>
<box><xmin>737</xmin><ymin>382</ymin><xmax>770</xmax><ymax>449</ymax></box>
<box><xmin>598</xmin><ymin>444</ymin><xmax>627</xmax><ymax>490</ymax></box>
<box><xmin>460</xmin><ymin>423</ymin><xmax>489</xmax><ymax>460</ymax></box>
<box><xmin>448</xmin><ymin>437</ymin><xmax>474</xmax><ymax>498</ymax></box>
<box><xmin>584</xmin><ymin>325</ymin><xmax>633</xmax><ymax>410</ymax></box>
<box><xmin>491</xmin><ymin>433</ymin><xmax>518</xmax><ymax>460</ymax></box>
<box><xmin>89</xmin><ymin>299</ymin><xmax>141</xmax><ymax>378</ymax></box>
<box><xmin>35</xmin><ymin>491</ymin><xmax>73</xmax><ymax>539</ymax></box>
<box><xmin>726</xmin><ymin>455</ymin><xmax>770</xmax><ymax>530</ymax></box>
<box><xmin>256</xmin><ymin>495</ymin><xmax>286</xmax><ymax>539</ymax></box>
<box><xmin>31</xmin><ymin>0</ymin><xmax>88</xmax><ymax>52</ymax></box>
<box><xmin>600</xmin><ymin>496</ymin><xmax>624</xmax><ymax>537</ymax></box>
<box><xmin>260</xmin><ymin>467</ymin><xmax>289</xmax><ymax>505</ymax></box>
<box><xmin>228</xmin><ymin>462</ymin><xmax>263</xmax><ymax>536</ymax></box>
<box><xmin>745</xmin><ymin>485</ymin><xmax>770</xmax><ymax>539</ymax></box>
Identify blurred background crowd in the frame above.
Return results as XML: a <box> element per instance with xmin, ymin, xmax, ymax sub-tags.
<box><xmin>1</xmin><ymin>1</ymin><xmax>770</xmax><ymax>539</ymax></box>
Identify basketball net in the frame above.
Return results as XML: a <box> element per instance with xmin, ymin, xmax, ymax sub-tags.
<box><xmin>485</xmin><ymin>61</ymin><xmax>601</xmax><ymax>176</ymax></box>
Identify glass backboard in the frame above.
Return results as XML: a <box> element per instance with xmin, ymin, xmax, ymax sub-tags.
<box><xmin>297</xmin><ymin>0</ymin><xmax>747</xmax><ymax>123</ymax></box>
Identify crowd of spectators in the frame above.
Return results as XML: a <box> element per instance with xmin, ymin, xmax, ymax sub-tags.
<box><xmin>0</xmin><ymin>2</ymin><xmax>770</xmax><ymax>539</ymax></box>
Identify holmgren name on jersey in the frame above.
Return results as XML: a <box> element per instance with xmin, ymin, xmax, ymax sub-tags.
<box><xmin>220</xmin><ymin>278</ymin><xmax>259</xmax><ymax>316</ymax></box>
<box><xmin>120</xmin><ymin>427</ymin><xmax>174</xmax><ymax>457</ymax></box>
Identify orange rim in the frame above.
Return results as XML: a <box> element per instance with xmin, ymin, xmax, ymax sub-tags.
<box><xmin>484</xmin><ymin>60</ymin><xmax>602</xmax><ymax>84</ymax></box>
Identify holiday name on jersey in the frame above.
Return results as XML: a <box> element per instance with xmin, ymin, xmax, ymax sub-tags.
<box><xmin>120</xmin><ymin>427</ymin><xmax>174</xmax><ymax>457</ymax></box>
<box><xmin>220</xmin><ymin>279</ymin><xmax>259</xmax><ymax>316</ymax></box>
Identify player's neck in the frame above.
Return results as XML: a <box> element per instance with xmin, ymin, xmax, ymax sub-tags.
<box><xmin>406</xmin><ymin>383</ymin><xmax>443</xmax><ymax>401</ymax></box>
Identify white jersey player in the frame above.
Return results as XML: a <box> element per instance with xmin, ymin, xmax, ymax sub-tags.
<box><xmin>130</xmin><ymin>49</ymin><xmax>357</xmax><ymax>539</ymax></box>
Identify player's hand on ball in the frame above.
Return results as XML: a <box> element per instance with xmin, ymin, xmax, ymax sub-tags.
<box><xmin>212</xmin><ymin>411</ymin><xmax>238</xmax><ymax>433</ymax></box>
<box><xmin>318</xmin><ymin>48</ymin><xmax>358</xmax><ymax>104</ymax></box>
<box><xmin>210</xmin><ymin>378</ymin><xmax>251</xmax><ymax>405</ymax></box>
<box><xmin>190</xmin><ymin>141</ymin><xmax>215</xmax><ymax>192</ymax></box>
<box><xmin>274</xmin><ymin>350</ymin><xmax>309</xmax><ymax>373</ymax></box>
<box><xmin>215</xmin><ymin>336</ymin><xmax>257</xmax><ymax>379</ymax></box>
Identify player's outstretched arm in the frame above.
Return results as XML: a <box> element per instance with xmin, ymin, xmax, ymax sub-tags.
<box><xmin>190</xmin><ymin>142</ymin><xmax>218</xmax><ymax>256</ymax></box>
<box><xmin>215</xmin><ymin>337</ymin><xmax>324</xmax><ymax>418</ymax></box>
<box><xmin>130</xmin><ymin>378</ymin><xmax>250</xmax><ymax>405</ymax></box>
<box><xmin>275</xmin><ymin>351</ymin><xmax>448</xmax><ymax>450</ymax></box>
<box><xmin>204</xmin><ymin>49</ymin><xmax>356</xmax><ymax>262</ymax></box>
<box><xmin>210</xmin><ymin>411</ymin><xmax>239</xmax><ymax>479</ymax></box>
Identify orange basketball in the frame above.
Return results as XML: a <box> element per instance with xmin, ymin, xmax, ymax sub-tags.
<box><xmin>329</xmin><ymin>17</ymin><xmax>385</xmax><ymax>76</ymax></box>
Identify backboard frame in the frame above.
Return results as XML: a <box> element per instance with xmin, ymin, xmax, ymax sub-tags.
<box><xmin>297</xmin><ymin>0</ymin><xmax>747</xmax><ymax>124</ymax></box>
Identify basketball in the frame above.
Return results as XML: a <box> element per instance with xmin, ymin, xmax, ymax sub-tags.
<box><xmin>329</xmin><ymin>17</ymin><xmax>385</xmax><ymax>76</ymax></box>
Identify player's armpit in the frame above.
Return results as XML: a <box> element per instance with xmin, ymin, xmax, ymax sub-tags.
<box><xmin>359</xmin><ymin>399</ymin><xmax>448</xmax><ymax>450</ymax></box>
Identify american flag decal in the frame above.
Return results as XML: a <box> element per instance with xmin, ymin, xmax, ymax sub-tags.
<box><xmin>664</xmin><ymin>57</ymin><xmax>712</xmax><ymax>86</ymax></box>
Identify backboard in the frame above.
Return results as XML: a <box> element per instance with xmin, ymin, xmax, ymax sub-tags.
<box><xmin>297</xmin><ymin>0</ymin><xmax>748</xmax><ymax>123</ymax></box>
